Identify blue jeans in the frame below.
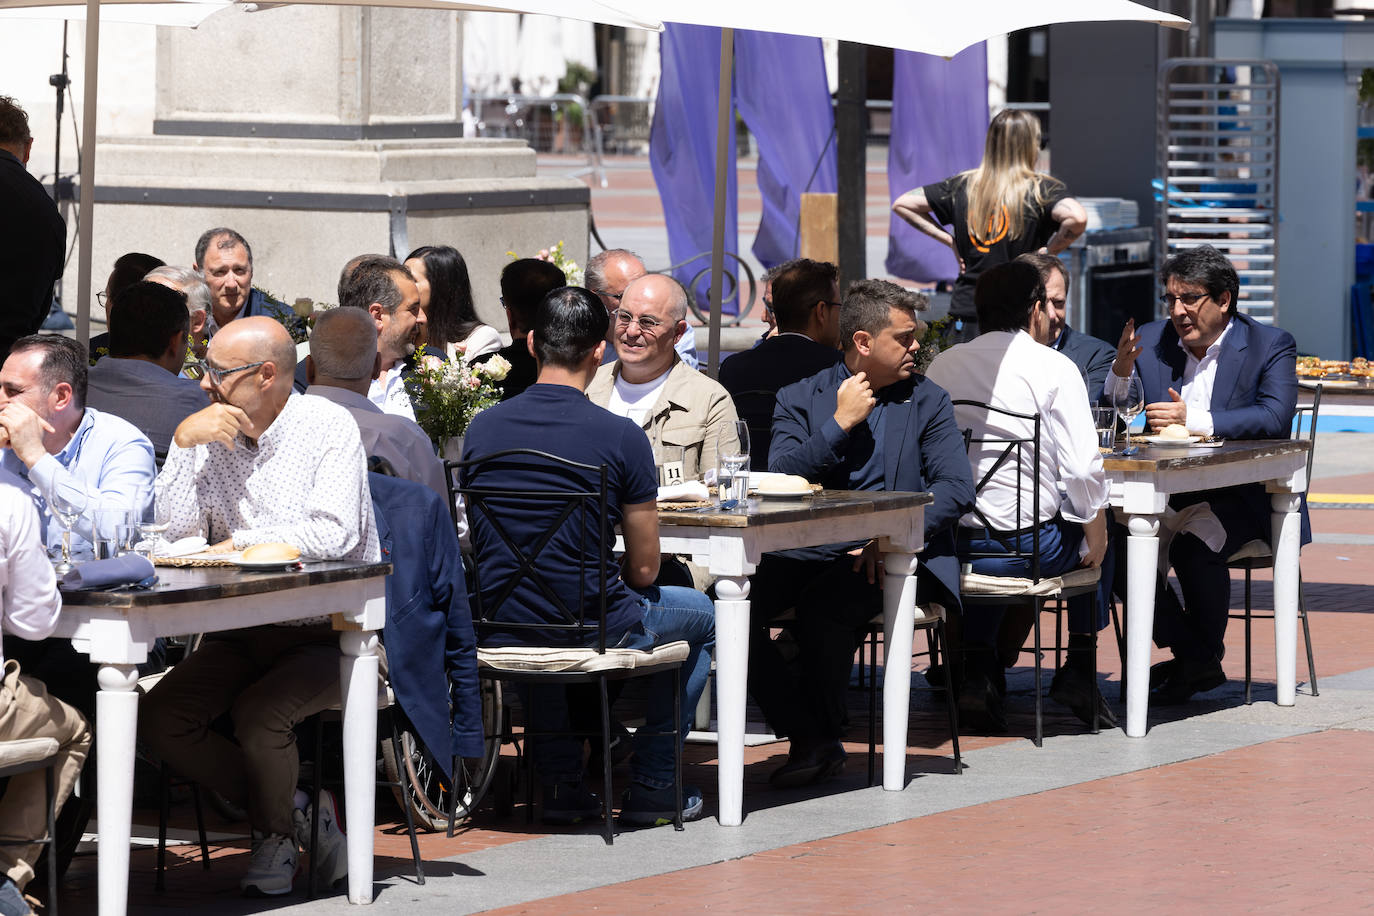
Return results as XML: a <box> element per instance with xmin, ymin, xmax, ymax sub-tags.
<box><xmin>529</xmin><ymin>585</ymin><xmax>716</xmax><ymax>790</ymax></box>
<box><xmin>959</xmin><ymin>517</ymin><xmax>1114</xmax><ymax>649</ymax></box>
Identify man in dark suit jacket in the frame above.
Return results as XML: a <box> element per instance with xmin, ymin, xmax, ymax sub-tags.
<box><xmin>718</xmin><ymin>258</ymin><xmax>842</xmax><ymax>469</ymax></box>
<box><xmin>747</xmin><ymin>279</ymin><xmax>974</xmax><ymax>788</ymax></box>
<box><xmin>1108</xmin><ymin>244</ymin><xmax>1300</xmax><ymax>703</ymax></box>
<box><xmin>0</xmin><ymin>97</ymin><xmax>65</xmax><ymax>362</ymax></box>
<box><xmin>473</xmin><ymin>257</ymin><xmax>565</xmax><ymax>401</ymax></box>
<box><xmin>1015</xmin><ymin>252</ymin><xmax>1116</xmax><ymax>399</ymax></box>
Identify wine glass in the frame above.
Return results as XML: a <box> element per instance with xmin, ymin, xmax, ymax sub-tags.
<box><xmin>1110</xmin><ymin>374</ymin><xmax>1146</xmax><ymax>452</ymax></box>
<box><xmin>50</xmin><ymin>481</ymin><xmax>88</xmax><ymax>574</ymax></box>
<box><xmin>137</xmin><ymin>482</ymin><xmax>173</xmax><ymax>557</ymax></box>
<box><xmin>716</xmin><ymin>420</ymin><xmax>750</xmax><ymax>510</ymax></box>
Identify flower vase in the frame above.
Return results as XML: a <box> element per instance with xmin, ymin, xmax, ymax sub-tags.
<box><xmin>441</xmin><ymin>436</ymin><xmax>465</xmax><ymax>463</ymax></box>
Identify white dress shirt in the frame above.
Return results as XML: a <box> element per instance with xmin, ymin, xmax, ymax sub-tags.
<box><xmin>157</xmin><ymin>393</ymin><xmax>379</xmax><ymax>562</ymax></box>
<box><xmin>1105</xmin><ymin>317</ymin><xmax>1235</xmax><ymax>436</ymax></box>
<box><xmin>0</xmin><ymin>470</ymin><xmax>62</xmax><ymax>665</ymax></box>
<box><xmin>87</xmin><ymin>357</ymin><xmax>210</xmax><ymax>456</ymax></box>
<box><xmin>368</xmin><ymin>362</ymin><xmax>416</xmax><ymax>421</ymax></box>
<box><xmin>926</xmin><ymin>330</ymin><xmax>1108</xmax><ymax>529</ymax></box>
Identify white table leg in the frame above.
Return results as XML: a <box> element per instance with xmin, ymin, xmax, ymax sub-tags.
<box><xmin>339</xmin><ymin>630</ymin><xmax>379</xmax><ymax>904</ymax></box>
<box><xmin>881</xmin><ymin>552</ymin><xmax>918</xmax><ymax>791</ymax></box>
<box><xmin>712</xmin><ymin>576</ymin><xmax>750</xmax><ymax>827</ymax></box>
<box><xmin>96</xmin><ymin>663</ymin><xmax>139</xmax><ymax>916</ymax></box>
<box><xmin>1271</xmin><ymin>492</ymin><xmax>1302</xmax><ymax>706</ymax></box>
<box><xmin>1125</xmin><ymin>514</ymin><xmax>1162</xmax><ymax>738</ymax></box>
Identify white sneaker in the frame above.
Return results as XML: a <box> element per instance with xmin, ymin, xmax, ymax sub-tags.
<box><xmin>240</xmin><ymin>833</ymin><xmax>299</xmax><ymax>896</ymax></box>
<box><xmin>296</xmin><ymin>789</ymin><xmax>348</xmax><ymax>892</ymax></box>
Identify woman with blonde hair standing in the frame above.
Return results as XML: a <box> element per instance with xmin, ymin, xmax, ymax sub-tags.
<box><xmin>893</xmin><ymin>108</ymin><xmax>1087</xmax><ymax>343</ymax></box>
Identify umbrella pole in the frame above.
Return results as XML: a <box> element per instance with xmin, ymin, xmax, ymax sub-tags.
<box><xmin>74</xmin><ymin>0</ymin><xmax>99</xmax><ymax>346</ymax></box>
<box><xmin>705</xmin><ymin>27</ymin><xmax>733</xmax><ymax>379</ymax></box>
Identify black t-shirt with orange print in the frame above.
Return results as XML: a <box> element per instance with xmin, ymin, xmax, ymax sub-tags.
<box><xmin>922</xmin><ymin>174</ymin><xmax>1068</xmax><ymax>320</ymax></box>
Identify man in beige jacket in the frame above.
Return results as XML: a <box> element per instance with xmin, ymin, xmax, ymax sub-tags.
<box><xmin>587</xmin><ymin>273</ymin><xmax>739</xmax><ymax>483</ymax></box>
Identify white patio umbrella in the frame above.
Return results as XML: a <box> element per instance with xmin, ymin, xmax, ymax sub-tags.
<box><xmin>0</xmin><ymin>0</ymin><xmax>664</xmax><ymax>344</ymax></box>
<box><xmin>611</xmin><ymin>0</ymin><xmax>1192</xmax><ymax>373</ymax></box>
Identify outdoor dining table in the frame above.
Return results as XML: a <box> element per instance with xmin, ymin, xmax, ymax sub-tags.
<box><xmin>55</xmin><ymin>559</ymin><xmax>391</xmax><ymax>915</ymax></box>
<box><xmin>1102</xmin><ymin>439</ymin><xmax>1310</xmax><ymax>738</ymax></box>
<box><xmin>644</xmin><ymin>489</ymin><xmax>932</xmax><ymax>826</ymax></box>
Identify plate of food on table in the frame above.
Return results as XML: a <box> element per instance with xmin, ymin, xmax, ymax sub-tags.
<box><xmin>1296</xmin><ymin>356</ymin><xmax>1373</xmax><ymax>388</ymax></box>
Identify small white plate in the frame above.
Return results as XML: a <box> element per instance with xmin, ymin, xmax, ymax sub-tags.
<box><xmin>1301</xmin><ymin>378</ymin><xmax>1360</xmax><ymax>388</ymax></box>
<box><xmin>226</xmin><ymin>556</ymin><xmax>302</xmax><ymax>570</ymax></box>
<box><xmin>1141</xmin><ymin>434</ymin><xmax>1204</xmax><ymax>447</ymax></box>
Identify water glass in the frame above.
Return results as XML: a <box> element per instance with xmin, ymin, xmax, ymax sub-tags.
<box><xmin>92</xmin><ymin>506</ymin><xmax>126</xmax><ymax>560</ymax></box>
<box><xmin>1092</xmin><ymin>406</ymin><xmax>1117</xmax><ymax>452</ymax></box>
<box><xmin>716</xmin><ymin>420</ymin><xmax>750</xmax><ymax>510</ymax></box>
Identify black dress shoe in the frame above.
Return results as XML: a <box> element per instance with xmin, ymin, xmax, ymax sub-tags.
<box><xmin>956</xmin><ymin>672</ymin><xmax>1007</xmax><ymax>734</ymax></box>
<box><xmin>769</xmin><ymin>739</ymin><xmax>846</xmax><ymax>789</ymax></box>
<box><xmin>1151</xmin><ymin>656</ymin><xmax>1226</xmax><ymax>705</ymax></box>
<box><xmin>1049</xmin><ymin>666</ymin><xmax>1118</xmax><ymax>728</ymax></box>
<box><xmin>1149</xmin><ymin>658</ymin><xmax>1177</xmax><ymax>691</ymax></box>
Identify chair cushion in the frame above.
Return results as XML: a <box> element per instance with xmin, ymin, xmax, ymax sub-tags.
<box><xmin>961</xmin><ymin>566</ymin><xmax>1102</xmax><ymax>597</ymax></box>
<box><xmin>478</xmin><ymin>640</ymin><xmax>691</xmax><ymax>673</ymax></box>
<box><xmin>866</xmin><ymin>603</ymin><xmax>946</xmax><ymax>626</ymax></box>
<box><xmin>0</xmin><ymin>737</ymin><xmax>60</xmax><ymax>770</ymax></box>
<box><xmin>1227</xmin><ymin>539</ymin><xmax>1272</xmax><ymax>563</ymax></box>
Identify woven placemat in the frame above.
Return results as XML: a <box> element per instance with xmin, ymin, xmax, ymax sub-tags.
<box><xmin>153</xmin><ymin>555</ymin><xmax>236</xmax><ymax>568</ymax></box>
<box><xmin>659</xmin><ymin>499</ymin><xmax>714</xmax><ymax>511</ymax></box>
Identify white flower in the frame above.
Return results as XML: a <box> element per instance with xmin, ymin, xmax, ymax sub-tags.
<box><xmin>481</xmin><ymin>354</ymin><xmax>512</xmax><ymax>381</ymax></box>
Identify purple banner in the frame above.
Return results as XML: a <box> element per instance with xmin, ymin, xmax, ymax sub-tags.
<box><xmin>650</xmin><ymin>24</ymin><xmax>738</xmax><ymax>312</ymax></box>
<box><xmin>735</xmin><ymin>30</ymin><xmax>837</xmax><ymax>270</ymax></box>
<box><xmin>884</xmin><ymin>44</ymin><xmax>989</xmax><ymax>282</ymax></box>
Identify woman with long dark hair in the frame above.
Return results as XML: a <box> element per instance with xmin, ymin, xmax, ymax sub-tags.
<box><xmin>404</xmin><ymin>245</ymin><xmax>503</xmax><ymax>362</ymax></box>
<box><xmin>893</xmin><ymin>108</ymin><xmax>1087</xmax><ymax>343</ymax></box>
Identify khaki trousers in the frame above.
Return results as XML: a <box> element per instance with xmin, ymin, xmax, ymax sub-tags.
<box><xmin>0</xmin><ymin>660</ymin><xmax>91</xmax><ymax>889</ymax></box>
<box><xmin>139</xmin><ymin>625</ymin><xmax>340</xmax><ymax>838</ymax></box>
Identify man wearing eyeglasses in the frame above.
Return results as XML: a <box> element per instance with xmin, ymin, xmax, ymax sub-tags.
<box><xmin>1106</xmin><ymin>244</ymin><xmax>1301</xmax><ymax>704</ymax></box>
<box><xmin>587</xmin><ymin>273</ymin><xmax>740</xmax><ymax>485</ymax></box>
<box><xmin>586</xmin><ymin>249</ymin><xmax>700</xmax><ymax>370</ymax></box>
<box><xmin>142</xmin><ymin>315</ymin><xmax>379</xmax><ymax>896</ymax></box>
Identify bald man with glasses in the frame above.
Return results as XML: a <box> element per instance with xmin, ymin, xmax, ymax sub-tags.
<box><xmin>587</xmin><ymin>273</ymin><xmax>739</xmax><ymax>484</ymax></box>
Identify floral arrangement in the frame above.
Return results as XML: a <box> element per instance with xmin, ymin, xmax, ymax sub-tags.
<box><xmin>404</xmin><ymin>345</ymin><xmax>512</xmax><ymax>447</ymax></box>
<box><xmin>509</xmin><ymin>240</ymin><xmax>583</xmax><ymax>286</ymax></box>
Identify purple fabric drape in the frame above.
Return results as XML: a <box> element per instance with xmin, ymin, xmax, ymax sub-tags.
<box><xmin>650</xmin><ymin>24</ymin><xmax>737</xmax><ymax>311</ymax></box>
<box><xmin>735</xmin><ymin>31</ymin><xmax>837</xmax><ymax>270</ymax></box>
<box><xmin>884</xmin><ymin>45</ymin><xmax>989</xmax><ymax>282</ymax></box>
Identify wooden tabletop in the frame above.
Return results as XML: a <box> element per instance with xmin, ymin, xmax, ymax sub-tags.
<box><xmin>657</xmin><ymin>489</ymin><xmax>932</xmax><ymax>529</ymax></box>
<box><xmin>1102</xmin><ymin>438</ymin><xmax>1309</xmax><ymax>473</ymax></box>
<box><xmin>60</xmin><ymin>560</ymin><xmax>392</xmax><ymax>608</ymax></box>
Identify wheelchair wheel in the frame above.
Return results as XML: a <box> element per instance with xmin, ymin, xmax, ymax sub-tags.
<box><xmin>381</xmin><ymin>678</ymin><xmax>503</xmax><ymax>831</ymax></box>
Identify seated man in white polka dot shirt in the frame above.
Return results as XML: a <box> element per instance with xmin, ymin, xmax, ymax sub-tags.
<box><xmin>139</xmin><ymin>316</ymin><xmax>380</xmax><ymax>897</ymax></box>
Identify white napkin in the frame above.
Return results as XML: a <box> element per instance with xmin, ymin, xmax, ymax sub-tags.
<box><xmin>658</xmin><ymin>481</ymin><xmax>711</xmax><ymax>502</ymax></box>
<box><xmin>154</xmin><ymin>536</ymin><xmax>208</xmax><ymax>558</ymax></box>
<box><xmin>1156</xmin><ymin>504</ymin><xmax>1227</xmax><ymax>575</ymax></box>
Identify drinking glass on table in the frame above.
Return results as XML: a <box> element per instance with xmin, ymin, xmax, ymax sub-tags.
<box><xmin>137</xmin><ymin>483</ymin><xmax>173</xmax><ymax>557</ymax></box>
<box><xmin>1091</xmin><ymin>406</ymin><xmax>1118</xmax><ymax>452</ymax></box>
<box><xmin>49</xmin><ymin>481</ymin><xmax>88</xmax><ymax>574</ymax></box>
<box><xmin>716</xmin><ymin>420</ymin><xmax>750</xmax><ymax>510</ymax></box>
<box><xmin>91</xmin><ymin>502</ymin><xmax>126</xmax><ymax>560</ymax></box>
<box><xmin>1110</xmin><ymin>374</ymin><xmax>1145</xmax><ymax>451</ymax></box>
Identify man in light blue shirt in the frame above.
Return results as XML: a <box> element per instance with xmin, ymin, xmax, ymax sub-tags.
<box><xmin>88</xmin><ymin>281</ymin><xmax>209</xmax><ymax>456</ymax></box>
<box><xmin>0</xmin><ymin>335</ymin><xmax>155</xmax><ymax>552</ymax></box>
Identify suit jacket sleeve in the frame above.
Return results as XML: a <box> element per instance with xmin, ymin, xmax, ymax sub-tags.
<box><xmin>768</xmin><ymin>379</ymin><xmax>846</xmax><ymax>478</ymax></box>
<box><xmin>1213</xmin><ymin>329</ymin><xmax>1298</xmax><ymax>440</ymax></box>
<box><xmin>917</xmin><ymin>384</ymin><xmax>976</xmax><ymax>541</ymax></box>
<box><xmin>1083</xmin><ymin>340</ymin><xmax>1117</xmax><ymax>404</ymax></box>
<box><xmin>435</xmin><ymin>493</ymin><xmax>484</xmax><ymax>759</ymax></box>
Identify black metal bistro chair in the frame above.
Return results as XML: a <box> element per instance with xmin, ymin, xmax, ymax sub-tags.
<box><xmin>456</xmin><ymin>449</ymin><xmax>690</xmax><ymax>844</ymax></box>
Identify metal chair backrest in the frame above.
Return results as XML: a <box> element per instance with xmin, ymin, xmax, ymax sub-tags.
<box><xmin>729</xmin><ymin>388</ymin><xmax>778</xmax><ymax>471</ymax></box>
<box><xmin>455</xmin><ymin>448</ymin><xmax>612</xmax><ymax>652</ymax></box>
<box><xmin>951</xmin><ymin>399</ymin><xmax>1043</xmax><ymax>583</ymax></box>
<box><xmin>1296</xmin><ymin>384</ymin><xmax>1321</xmax><ymax>482</ymax></box>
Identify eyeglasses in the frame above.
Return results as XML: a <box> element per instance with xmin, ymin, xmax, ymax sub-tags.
<box><xmin>820</xmin><ymin>300</ymin><xmax>842</xmax><ymax>309</ymax></box>
<box><xmin>614</xmin><ymin>309</ymin><xmax>668</xmax><ymax>334</ymax></box>
<box><xmin>194</xmin><ymin>359</ymin><xmax>264</xmax><ymax>386</ymax></box>
<box><xmin>96</xmin><ymin>291</ymin><xmax>108</xmax><ymax>307</ymax></box>
<box><xmin>1159</xmin><ymin>292</ymin><xmax>1211</xmax><ymax>308</ymax></box>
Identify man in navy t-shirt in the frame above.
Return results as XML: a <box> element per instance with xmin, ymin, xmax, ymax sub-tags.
<box><xmin>461</xmin><ymin>286</ymin><xmax>715</xmax><ymax>828</ymax></box>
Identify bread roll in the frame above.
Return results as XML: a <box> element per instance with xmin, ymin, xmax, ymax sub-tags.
<box><xmin>1158</xmin><ymin>423</ymin><xmax>1190</xmax><ymax>440</ymax></box>
<box><xmin>241</xmin><ymin>542</ymin><xmax>301</xmax><ymax>563</ymax></box>
<box><xmin>767</xmin><ymin>474</ymin><xmax>812</xmax><ymax>493</ymax></box>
